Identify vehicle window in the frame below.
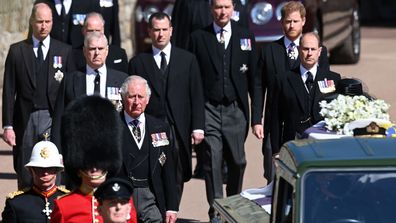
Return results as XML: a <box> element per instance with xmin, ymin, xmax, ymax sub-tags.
<box><xmin>302</xmin><ymin>170</ymin><xmax>396</xmax><ymax>223</ymax></box>
<box><xmin>275</xmin><ymin>177</ymin><xmax>293</xmax><ymax>223</ymax></box>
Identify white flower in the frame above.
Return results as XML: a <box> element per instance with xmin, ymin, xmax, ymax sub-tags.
<box><xmin>319</xmin><ymin>95</ymin><xmax>391</xmax><ymax>134</ymax></box>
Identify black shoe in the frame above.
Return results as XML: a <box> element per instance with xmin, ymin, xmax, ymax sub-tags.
<box><xmin>210</xmin><ymin>215</ymin><xmax>221</xmax><ymax>223</ymax></box>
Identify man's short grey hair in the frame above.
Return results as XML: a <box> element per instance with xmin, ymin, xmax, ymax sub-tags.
<box><xmin>299</xmin><ymin>32</ymin><xmax>321</xmax><ymax>47</ymax></box>
<box><xmin>84</xmin><ymin>32</ymin><xmax>108</xmax><ymax>47</ymax></box>
<box><xmin>83</xmin><ymin>12</ymin><xmax>105</xmax><ymax>28</ymax></box>
<box><xmin>120</xmin><ymin>75</ymin><xmax>152</xmax><ymax>99</ymax></box>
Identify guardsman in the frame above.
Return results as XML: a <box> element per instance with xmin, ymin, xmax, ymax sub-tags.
<box><xmin>50</xmin><ymin>96</ymin><xmax>137</xmax><ymax>223</ymax></box>
<box><xmin>1</xmin><ymin>139</ymin><xmax>68</xmax><ymax>222</ymax></box>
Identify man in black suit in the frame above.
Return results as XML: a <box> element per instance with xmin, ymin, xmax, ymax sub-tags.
<box><xmin>128</xmin><ymin>12</ymin><xmax>205</xmax><ymax>206</ymax></box>
<box><xmin>171</xmin><ymin>0</ymin><xmax>249</xmax><ymax>50</ymax></box>
<box><xmin>270</xmin><ymin>32</ymin><xmax>341</xmax><ymax>154</ymax></box>
<box><xmin>118</xmin><ymin>75</ymin><xmax>178</xmax><ymax>223</ymax></box>
<box><xmin>258</xmin><ymin>1</ymin><xmax>330</xmax><ymax>182</ymax></box>
<box><xmin>38</xmin><ymin>0</ymin><xmax>119</xmax><ymax>47</ymax></box>
<box><xmin>51</xmin><ymin>32</ymin><xmax>127</xmax><ymax>151</ymax></box>
<box><xmin>2</xmin><ymin>3</ymin><xmax>75</xmax><ymax>189</ymax></box>
<box><xmin>73</xmin><ymin>12</ymin><xmax>128</xmax><ymax>73</ymax></box>
<box><xmin>189</xmin><ymin>0</ymin><xmax>262</xmax><ymax>221</ymax></box>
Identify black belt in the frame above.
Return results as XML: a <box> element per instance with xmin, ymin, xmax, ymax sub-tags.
<box><xmin>129</xmin><ymin>177</ymin><xmax>149</xmax><ymax>188</ymax></box>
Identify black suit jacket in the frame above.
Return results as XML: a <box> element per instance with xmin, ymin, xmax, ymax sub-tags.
<box><xmin>2</xmin><ymin>37</ymin><xmax>75</xmax><ymax>145</ymax></box>
<box><xmin>270</xmin><ymin>67</ymin><xmax>341</xmax><ymax>153</ymax></box>
<box><xmin>118</xmin><ymin>113</ymin><xmax>178</xmax><ymax>215</ymax></box>
<box><xmin>258</xmin><ymin>36</ymin><xmax>330</xmax><ymax>132</ymax></box>
<box><xmin>51</xmin><ymin>67</ymin><xmax>128</xmax><ymax>150</ymax></box>
<box><xmin>189</xmin><ymin>21</ymin><xmax>262</xmax><ymax>134</ymax></box>
<box><xmin>73</xmin><ymin>45</ymin><xmax>128</xmax><ymax>73</ymax></box>
<box><xmin>128</xmin><ymin>46</ymin><xmax>205</xmax><ymax>181</ymax></box>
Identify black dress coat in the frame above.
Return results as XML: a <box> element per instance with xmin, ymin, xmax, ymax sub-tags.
<box><xmin>128</xmin><ymin>46</ymin><xmax>205</xmax><ymax>181</ymax></box>
<box><xmin>270</xmin><ymin>67</ymin><xmax>341</xmax><ymax>153</ymax></box>
<box><xmin>258</xmin><ymin>36</ymin><xmax>330</xmax><ymax>133</ymax></box>
<box><xmin>51</xmin><ymin>67</ymin><xmax>128</xmax><ymax>150</ymax></box>
<box><xmin>2</xmin><ymin>37</ymin><xmax>75</xmax><ymax>153</ymax></box>
<box><xmin>189</xmin><ymin>21</ymin><xmax>263</xmax><ymax>134</ymax></box>
<box><xmin>118</xmin><ymin>113</ymin><xmax>178</xmax><ymax>216</ymax></box>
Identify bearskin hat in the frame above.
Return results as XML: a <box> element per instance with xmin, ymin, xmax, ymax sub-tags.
<box><xmin>61</xmin><ymin>95</ymin><xmax>122</xmax><ymax>186</ymax></box>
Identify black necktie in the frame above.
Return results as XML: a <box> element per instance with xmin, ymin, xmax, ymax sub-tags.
<box><xmin>60</xmin><ymin>0</ymin><xmax>66</xmax><ymax>18</ymax></box>
<box><xmin>131</xmin><ymin>120</ymin><xmax>141</xmax><ymax>142</ymax></box>
<box><xmin>94</xmin><ymin>69</ymin><xmax>100</xmax><ymax>94</ymax></box>
<box><xmin>305</xmin><ymin>71</ymin><xmax>314</xmax><ymax>94</ymax></box>
<box><xmin>37</xmin><ymin>41</ymin><xmax>44</xmax><ymax>64</ymax></box>
<box><xmin>160</xmin><ymin>51</ymin><xmax>167</xmax><ymax>74</ymax></box>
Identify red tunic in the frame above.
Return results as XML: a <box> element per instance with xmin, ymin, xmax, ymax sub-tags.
<box><xmin>51</xmin><ymin>189</ymin><xmax>137</xmax><ymax>223</ymax></box>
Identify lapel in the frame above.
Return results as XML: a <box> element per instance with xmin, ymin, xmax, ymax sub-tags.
<box><xmin>272</xmin><ymin>38</ymin><xmax>288</xmax><ymax>74</ymax></box>
<box><xmin>166</xmin><ymin>47</ymin><xmax>179</xmax><ymax>98</ymax></box>
<box><xmin>311</xmin><ymin>68</ymin><xmax>326</xmax><ymax>105</ymax></box>
<box><xmin>146</xmin><ymin>116</ymin><xmax>161</xmax><ymax>176</ymax></box>
<box><xmin>22</xmin><ymin>38</ymin><xmax>36</xmax><ymax>88</ymax></box>
<box><xmin>202</xmin><ymin>25</ymin><xmax>222</xmax><ymax>74</ymax></box>
<box><xmin>73</xmin><ymin>68</ymin><xmax>87</xmax><ymax>97</ymax></box>
<box><xmin>287</xmin><ymin>68</ymin><xmax>308</xmax><ymax>113</ymax></box>
<box><xmin>47</xmin><ymin>39</ymin><xmax>56</xmax><ymax>93</ymax></box>
<box><xmin>143</xmin><ymin>51</ymin><xmax>162</xmax><ymax>96</ymax></box>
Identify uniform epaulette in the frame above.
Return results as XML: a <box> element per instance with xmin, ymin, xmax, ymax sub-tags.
<box><xmin>6</xmin><ymin>188</ymin><xmax>30</xmax><ymax>199</ymax></box>
<box><xmin>56</xmin><ymin>189</ymin><xmax>76</xmax><ymax>200</ymax></box>
<box><xmin>57</xmin><ymin>185</ymin><xmax>70</xmax><ymax>194</ymax></box>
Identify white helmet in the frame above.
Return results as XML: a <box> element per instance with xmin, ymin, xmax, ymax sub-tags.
<box><xmin>25</xmin><ymin>141</ymin><xmax>64</xmax><ymax>169</ymax></box>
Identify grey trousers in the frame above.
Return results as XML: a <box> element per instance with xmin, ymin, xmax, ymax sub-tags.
<box><xmin>203</xmin><ymin>101</ymin><xmax>247</xmax><ymax>218</ymax></box>
<box><xmin>133</xmin><ymin>187</ymin><xmax>163</xmax><ymax>223</ymax></box>
<box><xmin>17</xmin><ymin>110</ymin><xmax>51</xmax><ymax>189</ymax></box>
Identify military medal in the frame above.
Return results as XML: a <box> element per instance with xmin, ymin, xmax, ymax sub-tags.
<box><xmin>42</xmin><ymin>201</ymin><xmax>52</xmax><ymax>220</ymax></box>
<box><xmin>72</xmin><ymin>14</ymin><xmax>86</xmax><ymax>25</ymax></box>
<box><xmin>53</xmin><ymin>56</ymin><xmax>62</xmax><ymax>69</ymax></box>
<box><xmin>232</xmin><ymin>10</ymin><xmax>240</xmax><ymax>22</ymax></box>
<box><xmin>151</xmin><ymin>132</ymin><xmax>170</xmax><ymax>147</ymax></box>
<box><xmin>240</xmin><ymin>38</ymin><xmax>252</xmax><ymax>51</ymax></box>
<box><xmin>54</xmin><ymin>70</ymin><xmax>64</xmax><ymax>82</ymax></box>
<box><xmin>158</xmin><ymin>152</ymin><xmax>166</xmax><ymax>166</ymax></box>
<box><xmin>239</xmin><ymin>64</ymin><xmax>248</xmax><ymax>73</ymax></box>
<box><xmin>318</xmin><ymin>78</ymin><xmax>336</xmax><ymax>93</ymax></box>
<box><xmin>107</xmin><ymin>87</ymin><xmax>122</xmax><ymax>111</ymax></box>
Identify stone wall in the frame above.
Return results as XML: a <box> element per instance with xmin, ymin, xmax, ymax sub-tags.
<box><xmin>0</xmin><ymin>0</ymin><xmax>136</xmax><ymax>88</ymax></box>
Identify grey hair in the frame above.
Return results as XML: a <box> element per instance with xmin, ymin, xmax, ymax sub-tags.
<box><xmin>300</xmin><ymin>32</ymin><xmax>321</xmax><ymax>47</ymax></box>
<box><xmin>120</xmin><ymin>75</ymin><xmax>152</xmax><ymax>99</ymax></box>
<box><xmin>83</xmin><ymin>12</ymin><xmax>105</xmax><ymax>28</ymax></box>
<box><xmin>30</xmin><ymin>2</ymin><xmax>52</xmax><ymax>24</ymax></box>
<box><xmin>84</xmin><ymin>32</ymin><xmax>108</xmax><ymax>47</ymax></box>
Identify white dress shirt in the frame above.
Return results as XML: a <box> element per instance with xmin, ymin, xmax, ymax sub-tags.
<box><xmin>152</xmin><ymin>43</ymin><xmax>171</xmax><ymax>70</ymax></box>
<box><xmin>124</xmin><ymin>111</ymin><xmax>146</xmax><ymax>149</ymax></box>
<box><xmin>54</xmin><ymin>0</ymin><xmax>72</xmax><ymax>15</ymax></box>
<box><xmin>284</xmin><ymin>36</ymin><xmax>300</xmax><ymax>59</ymax></box>
<box><xmin>300</xmin><ymin>64</ymin><xmax>318</xmax><ymax>92</ymax></box>
<box><xmin>213</xmin><ymin>22</ymin><xmax>232</xmax><ymax>49</ymax></box>
<box><xmin>32</xmin><ymin>35</ymin><xmax>50</xmax><ymax>60</ymax></box>
<box><xmin>86</xmin><ymin>65</ymin><xmax>107</xmax><ymax>97</ymax></box>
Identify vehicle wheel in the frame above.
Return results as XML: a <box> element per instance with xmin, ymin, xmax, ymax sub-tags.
<box><xmin>330</xmin><ymin>7</ymin><xmax>360</xmax><ymax>64</ymax></box>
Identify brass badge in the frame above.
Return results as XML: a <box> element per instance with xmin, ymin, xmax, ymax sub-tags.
<box><xmin>40</xmin><ymin>147</ymin><xmax>50</xmax><ymax>159</ymax></box>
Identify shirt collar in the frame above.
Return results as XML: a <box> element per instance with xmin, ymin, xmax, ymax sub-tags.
<box><xmin>213</xmin><ymin>21</ymin><xmax>231</xmax><ymax>34</ymax></box>
<box><xmin>124</xmin><ymin>111</ymin><xmax>146</xmax><ymax>125</ymax></box>
<box><xmin>152</xmin><ymin>43</ymin><xmax>171</xmax><ymax>57</ymax></box>
<box><xmin>300</xmin><ymin>64</ymin><xmax>318</xmax><ymax>79</ymax></box>
<box><xmin>86</xmin><ymin>64</ymin><xmax>107</xmax><ymax>75</ymax></box>
<box><xmin>284</xmin><ymin>36</ymin><xmax>300</xmax><ymax>48</ymax></box>
<box><xmin>32</xmin><ymin>35</ymin><xmax>50</xmax><ymax>48</ymax></box>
